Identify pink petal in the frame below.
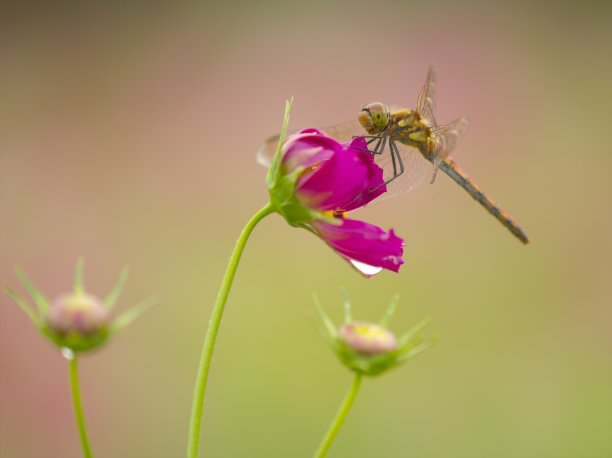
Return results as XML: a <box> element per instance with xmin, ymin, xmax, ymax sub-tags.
<box><xmin>282</xmin><ymin>129</ymin><xmax>337</xmax><ymax>173</ymax></box>
<box><xmin>342</xmin><ymin>137</ymin><xmax>386</xmax><ymax>211</ymax></box>
<box><xmin>296</xmin><ymin>145</ymin><xmax>369</xmax><ymax>210</ymax></box>
<box><xmin>288</xmin><ymin>132</ymin><xmax>388</xmax><ymax>212</ymax></box>
<box><xmin>312</xmin><ymin>218</ymin><xmax>404</xmax><ymax>276</ymax></box>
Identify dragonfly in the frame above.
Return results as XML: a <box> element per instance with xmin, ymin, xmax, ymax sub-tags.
<box><xmin>257</xmin><ymin>67</ymin><xmax>529</xmax><ymax>244</ymax></box>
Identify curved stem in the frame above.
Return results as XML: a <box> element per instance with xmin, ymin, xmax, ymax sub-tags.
<box><xmin>69</xmin><ymin>355</ymin><xmax>94</xmax><ymax>458</ymax></box>
<box><xmin>314</xmin><ymin>373</ymin><xmax>363</xmax><ymax>458</ymax></box>
<box><xmin>187</xmin><ymin>203</ymin><xmax>275</xmax><ymax>458</ymax></box>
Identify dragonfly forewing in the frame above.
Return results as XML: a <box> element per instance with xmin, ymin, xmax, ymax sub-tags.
<box><xmin>255</xmin><ymin>121</ymin><xmax>363</xmax><ymax>168</ymax></box>
<box><xmin>416</xmin><ymin>66</ymin><xmax>437</xmax><ymax>126</ymax></box>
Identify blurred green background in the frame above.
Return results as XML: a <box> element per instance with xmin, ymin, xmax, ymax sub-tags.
<box><xmin>1</xmin><ymin>2</ymin><xmax>610</xmax><ymax>457</ymax></box>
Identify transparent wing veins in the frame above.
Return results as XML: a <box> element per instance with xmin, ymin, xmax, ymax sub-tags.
<box><xmin>416</xmin><ymin>66</ymin><xmax>437</xmax><ymax>126</ymax></box>
<box><xmin>432</xmin><ymin>116</ymin><xmax>469</xmax><ymax>155</ymax></box>
<box><xmin>256</xmin><ymin>121</ymin><xmax>364</xmax><ymax>167</ymax></box>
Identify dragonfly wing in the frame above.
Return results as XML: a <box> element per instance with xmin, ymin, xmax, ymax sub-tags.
<box><xmin>427</xmin><ymin>116</ymin><xmax>469</xmax><ymax>183</ymax></box>
<box><xmin>375</xmin><ymin>140</ymin><xmax>429</xmax><ymax>199</ymax></box>
<box><xmin>416</xmin><ymin>66</ymin><xmax>437</xmax><ymax>126</ymax></box>
<box><xmin>321</xmin><ymin>120</ymin><xmax>365</xmax><ymax>143</ymax></box>
<box><xmin>256</xmin><ymin>121</ymin><xmax>365</xmax><ymax>167</ymax></box>
<box><xmin>256</xmin><ymin>134</ymin><xmax>280</xmax><ymax>167</ymax></box>
<box><xmin>432</xmin><ymin>116</ymin><xmax>469</xmax><ymax>155</ymax></box>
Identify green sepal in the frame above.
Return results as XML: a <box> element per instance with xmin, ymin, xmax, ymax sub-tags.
<box><xmin>110</xmin><ymin>294</ymin><xmax>159</xmax><ymax>334</ymax></box>
<box><xmin>397</xmin><ymin>317</ymin><xmax>431</xmax><ymax>347</ymax></box>
<box><xmin>40</xmin><ymin>324</ymin><xmax>111</xmax><ymax>354</ymax></box>
<box><xmin>378</xmin><ymin>294</ymin><xmax>399</xmax><ymax>328</ymax></box>
<box><xmin>104</xmin><ymin>266</ymin><xmax>130</xmax><ymax>309</ymax></box>
<box><xmin>314</xmin><ymin>294</ymin><xmax>338</xmax><ymax>342</ymax></box>
<box><xmin>268</xmin><ymin>166</ymin><xmax>343</xmax><ymax>229</ymax></box>
<box><xmin>335</xmin><ymin>342</ymin><xmax>403</xmax><ymax>376</ymax></box>
<box><xmin>397</xmin><ymin>335</ymin><xmax>437</xmax><ymax>364</ymax></box>
<box><xmin>269</xmin><ymin>164</ymin><xmax>318</xmax><ymax>226</ymax></box>
<box><xmin>266</xmin><ymin>98</ymin><xmax>294</xmax><ymax>189</ymax></box>
<box><xmin>4</xmin><ymin>287</ymin><xmax>39</xmax><ymax>324</ymax></box>
<box><xmin>74</xmin><ymin>258</ymin><xmax>85</xmax><ymax>295</ymax></box>
<box><xmin>340</xmin><ymin>288</ymin><xmax>352</xmax><ymax>324</ymax></box>
<box><xmin>15</xmin><ymin>269</ymin><xmax>50</xmax><ymax>314</ymax></box>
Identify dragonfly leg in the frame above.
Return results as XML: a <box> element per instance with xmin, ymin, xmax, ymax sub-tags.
<box><xmin>358</xmin><ymin>138</ymin><xmax>405</xmax><ymax>195</ymax></box>
<box><xmin>376</xmin><ymin>135</ymin><xmax>387</xmax><ymax>155</ymax></box>
<box><xmin>352</xmin><ymin>135</ymin><xmax>386</xmax><ymax>155</ymax></box>
<box><xmin>352</xmin><ymin>134</ymin><xmax>381</xmax><ymax>143</ymax></box>
<box><xmin>382</xmin><ymin>140</ymin><xmax>405</xmax><ymax>187</ymax></box>
<box><xmin>367</xmin><ymin>135</ymin><xmax>388</xmax><ymax>155</ymax></box>
<box><xmin>370</xmin><ymin>136</ymin><xmax>383</xmax><ymax>154</ymax></box>
<box><xmin>389</xmin><ymin>139</ymin><xmax>398</xmax><ymax>178</ymax></box>
<box><xmin>393</xmin><ymin>139</ymin><xmax>405</xmax><ymax>177</ymax></box>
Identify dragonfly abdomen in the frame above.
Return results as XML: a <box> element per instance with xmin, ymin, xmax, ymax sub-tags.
<box><xmin>439</xmin><ymin>158</ymin><xmax>530</xmax><ymax>244</ymax></box>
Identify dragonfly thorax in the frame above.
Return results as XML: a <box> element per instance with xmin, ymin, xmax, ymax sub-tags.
<box><xmin>389</xmin><ymin>109</ymin><xmax>431</xmax><ymax>151</ymax></box>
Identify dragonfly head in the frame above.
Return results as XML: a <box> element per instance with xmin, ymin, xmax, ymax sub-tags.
<box><xmin>358</xmin><ymin>102</ymin><xmax>390</xmax><ymax>135</ymax></box>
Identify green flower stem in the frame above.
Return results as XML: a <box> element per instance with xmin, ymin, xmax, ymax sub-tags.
<box><xmin>69</xmin><ymin>355</ymin><xmax>94</xmax><ymax>458</ymax></box>
<box><xmin>314</xmin><ymin>373</ymin><xmax>363</xmax><ymax>458</ymax></box>
<box><xmin>187</xmin><ymin>202</ymin><xmax>276</xmax><ymax>458</ymax></box>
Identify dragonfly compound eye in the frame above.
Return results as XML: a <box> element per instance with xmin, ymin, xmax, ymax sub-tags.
<box><xmin>358</xmin><ymin>102</ymin><xmax>388</xmax><ymax>134</ymax></box>
<box><xmin>368</xmin><ymin>102</ymin><xmax>389</xmax><ymax>130</ymax></box>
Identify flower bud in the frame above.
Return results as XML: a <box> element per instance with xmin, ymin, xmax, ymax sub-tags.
<box><xmin>47</xmin><ymin>293</ymin><xmax>110</xmax><ymax>336</ymax></box>
<box><xmin>5</xmin><ymin>260</ymin><xmax>156</xmax><ymax>354</ymax></box>
<box><xmin>339</xmin><ymin>321</ymin><xmax>397</xmax><ymax>356</ymax></box>
<box><xmin>315</xmin><ymin>292</ymin><xmax>434</xmax><ymax>377</ymax></box>
<box><xmin>44</xmin><ymin>292</ymin><xmax>111</xmax><ymax>352</ymax></box>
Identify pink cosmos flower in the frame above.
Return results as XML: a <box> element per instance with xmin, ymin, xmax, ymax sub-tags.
<box><xmin>274</xmin><ymin>128</ymin><xmax>404</xmax><ymax>276</ymax></box>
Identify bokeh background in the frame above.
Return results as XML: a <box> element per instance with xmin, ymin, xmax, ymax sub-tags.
<box><xmin>1</xmin><ymin>2</ymin><xmax>610</xmax><ymax>457</ymax></box>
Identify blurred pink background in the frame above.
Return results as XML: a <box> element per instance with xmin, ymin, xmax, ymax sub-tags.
<box><xmin>1</xmin><ymin>2</ymin><xmax>610</xmax><ymax>457</ymax></box>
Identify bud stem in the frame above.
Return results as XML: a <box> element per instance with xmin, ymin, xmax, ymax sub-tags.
<box><xmin>68</xmin><ymin>355</ymin><xmax>94</xmax><ymax>458</ymax></box>
<box><xmin>187</xmin><ymin>202</ymin><xmax>276</xmax><ymax>458</ymax></box>
<box><xmin>314</xmin><ymin>373</ymin><xmax>363</xmax><ymax>458</ymax></box>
